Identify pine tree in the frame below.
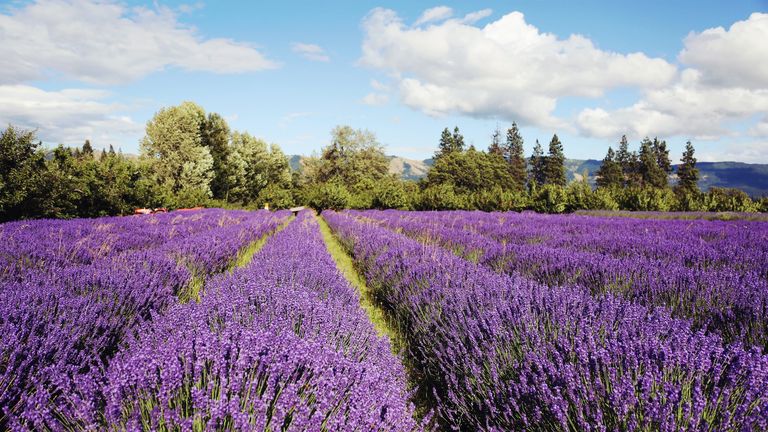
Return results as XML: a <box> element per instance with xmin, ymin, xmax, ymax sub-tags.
<box><xmin>543</xmin><ymin>134</ymin><xmax>566</xmax><ymax>186</ymax></box>
<box><xmin>652</xmin><ymin>137</ymin><xmax>672</xmax><ymax>176</ymax></box>
<box><xmin>676</xmin><ymin>140</ymin><xmax>699</xmax><ymax>192</ymax></box>
<box><xmin>505</xmin><ymin>122</ymin><xmax>527</xmax><ymax>190</ymax></box>
<box><xmin>529</xmin><ymin>139</ymin><xmax>546</xmax><ymax>188</ymax></box>
<box><xmin>108</xmin><ymin>144</ymin><xmax>116</xmax><ymax>156</ymax></box>
<box><xmin>81</xmin><ymin>139</ymin><xmax>94</xmax><ymax>158</ymax></box>
<box><xmin>452</xmin><ymin>126</ymin><xmax>465</xmax><ymax>152</ymax></box>
<box><xmin>488</xmin><ymin>127</ymin><xmax>503</xmax><ymax>156</ymax></box>
<box><xmin>436</xmin><ymin>127</ymin><xmax>454</xmax><ymax>159</ymax></box>
<box><xmin>615</xmin><ymin>135</ymin><xmax>637</xmax><ymax>186</ymax></box>
<box><xmin>638</xmin><ymin>138</ymin><xmax>667</xmax><ymax>188</ymax></box>
<box><xmin>595</xmin><ymin>147</ymin><xmax>623</xmax><ymax>188</ymax></box>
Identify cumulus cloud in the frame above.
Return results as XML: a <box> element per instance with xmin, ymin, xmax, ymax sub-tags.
<box><xmin>0</xmin><ymin>0</ymin><xmax>278</xmax><ymax>85</ymax></box>
<box><xmin>0</xmin><ymin>84</ymin><xmax>141</xmax><ymax>146</ymax></box>
<box><xmin>698</xmin><ymin>141</ymin><xmax>768</xmax><ymax>163</ymax></box>
<box><xmin>460</xmin><ymin>9</ymin><xmax>492</xmax><ymax>24</ymax></box>
<box><xmin>291</xmin><ymin>43</ymin><xmax>331</xmax><ymax>62</ymax></box>
<box><xmin>361</xmin><ymin>8</ymin><xmax>676</xmax><ymax>127</ymax></box>
<box><xmin>413</xmin><ymin>6</ymin><xmax>453</xmax><ymax>26</ymax></box>
<box><xmin>577</xmin><ymin>14</ymin><xmax>768</xmax><ymax>142</ymax></box>
<box><xmin>679</xmin><ymin>13</ymin><xmax>768</xmax><ymax>89</ymax></box>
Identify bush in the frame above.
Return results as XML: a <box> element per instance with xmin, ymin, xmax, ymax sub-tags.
<box><xmin>256</xmin><ymin>184</ymin><xmax>295</xmax><ymax>209</ymax></box>
<box><xmin>703</xmin><ymin>187</ymin><xmax>757</xmax><ymax>212</ymax></box>
<box><xmin>307</xmin><ymin>181</ymin><xmax>351</xmax><ymax>210</ymax></box>
<box><xmin>587</xmin><ymin>187</ymin><xmax>620</xmax><ymax>211</ymax></box>
<box><xmin>416</xmin><ymin>183</ymin><xmax>470</xmax><ymax>210</ymax></box>
<box><xmin>532</xmin><ymin>184</ymin><xmax>567</xmax><ymax>214</ymax></box>
<box><xmin>372</xmin><ymin>178</ymin><xmax>411</xmax><ymax>209</ymax></box>
<box><xmin>473</xmin><ymin>187</ymin><xmax>530</xmax><ymax>212</ymax></box>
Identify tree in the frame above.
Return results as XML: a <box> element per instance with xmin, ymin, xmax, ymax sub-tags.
<box><xmin>653</xmin><ymin>138</ymin><xmax>672</xmax><ymax>176</ymax></box>
<box><xmin>595</xmin><ymin>147</ymin><xmax>623</xmax><ymax>189</ymax></box>
<box><xmin>528</xmin><ymin>139</ymin><xmax>546</xmax><ymax>189</ymax></box>
<box><xmin>676</xmin><ymin>140</ymin><xmax>699</xmax><ymax>193</ymax></box>
<box><xmin>227</xmin><ymin>132</ymin><xmax>291</xmax><ymax>204</ymax></box>
<box><xmin>638</xmin><ymin>137</ymin><xmax>667</xmax><ymax>188</ymax></box>
<box><xmin>505</xmin><ymin>122</ymin><xmax>527</xmax><ymax>191</ymax></box>
<box><xmin>0</xmin><ymin>125</ymin><xmax>47</xmax><ymax>220</ymax></box>
<box><xmin>201</xmin><ymin>113</ymin><xmax>231</xmax><ymax>200</ymax></box>
<box><xmin>615</xmin><ymin>135</ymin><xmax>638</xmax><ymax>187</ymax></box>
<box><xmin>488</xmin><ymin>127</ymin><xmax>503</xmax><ymax>156</ymax></box>
<box><xmin>313</xmin><ymin>126</ymin><xmax>389</xmax><ymax>187</ymax></box>
<box><xmin>81</xmin><ymin>139</ymin><xmax>94</xmax><ymax>159</ymax></box>
<box><xmin>435</xmin><ymin>126</ymin><xmax>465</xmax><ymax>159</ymax></box>
<box><xmin>543</xmin><ymin>134</ymin><xmax>566</xmax><ymax>186</ymax></box>
<box><xmin>425</xmin><ymin>147</ymin><xmax>517</xmax><ymax>193</ymax></box>
<box><xmin>140</xmin><ymin>101</ymin><xmax>214</xmax><ymax>207</ymax></box>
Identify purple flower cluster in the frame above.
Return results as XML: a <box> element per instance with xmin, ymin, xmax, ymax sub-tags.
<box><xmin>0</xmin><ymin>209</ymin><xmax>288</xmax><ymax>430</ymax></box>
<box><xmin>324</xmin><ymin>210</ymin><xmax>768</xmax><ymax>431</ymax></box>
<box><xmin>103</xmin><ymin>211</ymin><xmax>418</xmax><ymax>430</ymax></box>
<box><xmin>351</xmin><ymin>210</ymin><xmax>768</xmax><ymax>350</ymax></box>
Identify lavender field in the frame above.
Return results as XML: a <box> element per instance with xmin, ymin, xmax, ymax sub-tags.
<box><xmin>2</xmin><ymin>209</ymin><xmax>768</xmax><ymax>431</ymax></box>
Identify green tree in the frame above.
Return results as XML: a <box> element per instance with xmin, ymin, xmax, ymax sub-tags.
<box><xmin>615</xmin><ymin>135</ymin><xmax>639</xmax><ymax>187</ymax></box>
<box><xmin>201</xmin><ymin>113</ymin><xmax>231</xmax><ymax>200</ymax></box>
<box><xmin>312</xmin><ymin>125</ymin><xmax>389</xmax><ymax>187</ymax></box>
<box><xmin>140</xmin><ymin>101</ymin><xmax>213</xmax><ymax>207</ymax></box>
<box><xmin>595</xmin><ymin>147</ymin><xmax>623</xmax><ymax>189</ymax></box>
<box><xmin>638</xmin><ymin>137</ymin><xmax>667</xmax><ymax>188</ymax></box>
<box><xmin>543</xmin><ymin>134</ymin><xmax>566</xmax><ymax>186</ymax></box>
<box><xmin>0</xmin><ymin>125</ymin><xmax>47</xmax><ymax>220</ymax></box>
<box><xmin>528</xmin><ymin>139</ymin><xmax>546</xmax><ymax>189</ymax></box>
<box><xmin>227</xmin><ymin>132</ymin><xmax>291</xmax><ymax>204</ymax></box>
<box><xmin>435</xmin><ymin>126</ymin><xmax>465</xmax><ymax>159</ymax></box>
<box><xmin>488</xmin><ymin>127</ymin><xmax>503</xmax><ymax>156</ymax></box>
<box><xmin>676</xmin><ymin>140</ymin><xmax>699</xmax><ymax>193</ymax></box>
<box><xmin>505</xmin><ymin>122</ymin><xmax>527</xmax><ymax>191</ymax></box>
<box><xmin>426</xmin><ymin>148</ymin><xmax>516</xmax><ymax>193</ymax></box>
<box><xmin>81</xmin><ymin>139</ymin><xmax>94</xmax><ymax>159</ymax></box>
<box><xmin>653</xmin><ymin>138</ymin><xmax>672</xmax><ymax>176</ymax></box>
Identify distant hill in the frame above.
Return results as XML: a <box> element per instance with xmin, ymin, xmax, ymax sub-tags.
<box><xmin>292</xmin><ymin>155</ymin><xmax>768</xmax><ymax>197</ymax></box>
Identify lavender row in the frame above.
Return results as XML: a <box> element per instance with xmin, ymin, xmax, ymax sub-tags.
<box><xmin>0</xmin><ymin>209</ymin><xmax>259</xmax><ymax>282</ymax></box>
<box><xmin>0</xmin><ymin>210</ymin><xmax>288</xmax><ymax>430</ymax></box>
<box><xmin>324</xmin><ymin>210</ymin><xmax>768</xmax><ymax>431</ymax></box>
<box><xmin>102</xmin><ymin>211</ymin><xmax>418</xmax><ymax>430</ymax></box>
<box><xmin>353</xmin><ymin>210</ymin><xmax>768</xmax><ymax>350</ymax></box>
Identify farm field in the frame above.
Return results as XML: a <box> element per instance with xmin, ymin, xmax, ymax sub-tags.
<box><xmin>2</xmin><ymin>209</ymin><xmax>768</xmax><ymax>431</ymax></box>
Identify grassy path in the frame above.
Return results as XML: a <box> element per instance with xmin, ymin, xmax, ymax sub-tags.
<box><xmin>316</xmin><ymin>213</ymin><xmax>400</xmax><ymax>345</ymax></box>
<box><xmin>181</xmin><ymin>215</ymin><xmax>295</xmax><ymax>303</ymax></box>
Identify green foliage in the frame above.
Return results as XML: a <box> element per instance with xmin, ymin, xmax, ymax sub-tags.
<box><xmin>532</xmin><ymin>184</ymin><xmax>567</xmax><ymax>213</ymax></box>
<box><xmin>676</xmin><ymin>140</ymin><xmax>699</xmax><ymax>193</ymax></box>
<box><xmin>307</xmin><ymin>179</ymin><xmax>352</xmax><ymax>210</ymax></box>
<box><xmin>596</xmin><ymin>147</ymin><xmax>623</xmax><ymax>189</ymax></box>
<box><xmin>587</xmin><ymin>187</ymin><xmax>620</xmax><ymax>211</ymax></box>
<box><xmin>703</xmin><ymin>187</ymin><xmax>757</xmax><ymax>212</ymax></box>
<box><xmin>140</xmin><ymin>101</ymin><xmax>214</xmax><ymax>205</ymax></box>
<box><xmin>256</xmin><ymin>183</ymin><xmax>295</xmax><ymax>209</ymax></box>
<box><xmin>473</xmin><ymin>187</ymin><xmax>530</xmax><ymax>212</ymax></box>
<box><xmin>416</xmin><ymin>183</ymin><xmax>470</xmax><ymax>210</ymax></box>
<box><xmin>227</xmin><ymin>132</ymin><xmax>291</xmax><ymax>205</ymax></box>
<box><xmin>638</xmin><ymin>137</ymin><xmax>668</xmax><ymax>188</ymax></box>
<box><xmin>435</xmin><ymin>126</ymin><xmax>465</xmax><ymax>159</ymax></box>
<box><xmin>528</xmin><ymin>139</ymin><xmax>546</xmax><ymax>189</ymax></box>
<box><xmin>372</xmin><ymin>176</ymin><xmax>411</xmax><ymax>209</ymax></box>
<box><xmin>505</xmin><ymin>123</ymin><xmax>527</xmax><ymax>191</ymax></box>
<box><xmin>543</xmin><ymin>134</ymin><xmax>566</xmax><ymax>186</ymax></box>
<box><xmin>201</xmin><ymin>113</ymin><xmax>232</xmax><ymax>199</ymax></box>
<box><xmin>0</xmin><ymin>125</ymin><xmax>46</xmax><ymax>220</ymax></box>
<box><xmin>618</xmin><ymin>186</ymin><xmax>676</xmax><ymax>211</ymax></box>
<box><xmin>426</xmin><ymin>148</ymin><xmax>516</xmax><ymax>193</ymax></box>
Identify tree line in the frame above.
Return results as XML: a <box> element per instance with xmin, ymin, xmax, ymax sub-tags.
<box><xmin>1</xmin><ymin>101</ymin><xmax>766</xmax><ymax>221</ymax></box>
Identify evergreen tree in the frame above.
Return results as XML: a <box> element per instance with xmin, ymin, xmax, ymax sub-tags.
<box><xmin>436</xmin><ymin>127</ymin><xmax>454</xmax><ymax>159</ymax></box>
<box><xmin>505</xmin><ymin>122</ymin><xmax>527</xmax><ymax>191</ymax></box>
<box><xmin>488</xmin><ymin>127</ymin><xmax>503</xmax><ymax>156</ymax></box>
<box><xmin>452</xmin><ymin>126</ymin><xmax>465</xmax><ymax>152</ymax></box>
<box><xmin>615</xmin><ymin>135</ymin><xmax>638</xmax><ymax>186</ymax></box>
<box><xmin>100</xmin><ymin>148</ymin><xmax>107</xmax><ymax>161</ymax></box>
<box><xmin>653</xmin><ymin>137</ymin><xmax>672</xmax><ymax>176</ymax></box>
<box><xmin>81</xmin><ymin>139</ymin><xmax>94</xmax><ymax>159</ymax></box>
<box><xmin>676</xmin><ymin>140</ymin><xmax>699</xmax><ymax>192</ymax></box>
<box><xmin>108</xmin><ymin>144</ymin><xmax>116</xmax><ymax>156</ymax></box>
<box><xmin>543</xmin><ymin>134</ymin><xmax>566</xmax><ymax>186</ymax></box>
<box><xmin>529</xmin><ymin>139</ymin><xmax>546</xmax><ymax>188</ymax></box>
<box><xmin>595</xmin><ymin>147</ymin><xmax>623</xmax><ymax>188</ymax></box>
<box><xmin>638</xmin><ymin>137</ymin><xmax>667</xmax><ymax>188</ymax></box>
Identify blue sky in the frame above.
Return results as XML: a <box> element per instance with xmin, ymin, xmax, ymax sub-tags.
<box><xmin>1</xmin><ymin>0</ymin><xmax>767</xmax><ymax>163</ymax></box>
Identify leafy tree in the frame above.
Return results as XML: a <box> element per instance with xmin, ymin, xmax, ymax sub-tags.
<box><xmin>308</xmin><ymin>178</ymin><xmax>351</xmax><ymax>211</ymax></box>
<box><xmin>372</xmin><ymin>176</ymin><xmax>411</xmax><ymax>209</ymax></box>
<box><xmin>505</xmin><ymin>122</ymin><xmax>527</xmax><ymax>191</ymax></box>
<box><xmin>140</xmin><ymin>101</ymin><xmax>213</xmax><ymax>206</ymax></box>
<box><xmin>528</xmin><ymin>139</ymin><xmax>546</xmax><ymax>189</ymax></box>
<box><xmin>311</xmin><ymin>125</ymin><xmax>389</xmax><ymax>187</ymax></box>
<box><xmin>532</xmin><ymin>184</ymin><xmax>567</xmax><ymax>213</ymax></box>
<box><xmin>0</xmin><ymin>125</ymin><xmax>47</xmax><ymax>220</ymax></box>
<box><xmin>638</xmin><ymin>137</ymin><xmax>667</xmax><ymax>188</ymax></box>
<box><xmin>595</xmin><ymin>147</ymin><xmax>623</xmax><ymax>188</ymax></box>
<box><xmin>227</xmin><ymin>132</ymin><xmax>291</xmax><ymax>205</ymax></box>
<box><xmin>543</xmin><ymin>134</ymin><xmax>566</xmax><ymax>186</ymax></box>
<box><xmin>426</xmin><ymin>147</ymin><xmax>516</xmax><ymax>193</ymax></box>
<box><xmin>676</xmin><ymin>140</ymin><xmax>699</xmax><ymax>192</ymax></box>
<box><xmin>201</xmin><ymin>113</ymin><xmax>231</xmax><ymax>200</ymax></box>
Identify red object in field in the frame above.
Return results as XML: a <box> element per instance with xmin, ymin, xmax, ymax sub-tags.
<box><xmin>153</xmin><ymin>207</ymin><xmax>168</xmax><ymax>213</ymax></box>
<box><xmin>176</xmin><ymin>206</ymin><xmax>204</xmax><ymax>212</ymax></box>
<box><xmin>134</xmin><ymin>208</ymin><xmax>152</xmax><ymax>215</ymax></box>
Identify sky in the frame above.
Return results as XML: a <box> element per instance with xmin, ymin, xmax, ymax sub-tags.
<box><xmin>1</xmin><ymin>0</ymin><xmax>767</xmax><ymax>163</ymax></box>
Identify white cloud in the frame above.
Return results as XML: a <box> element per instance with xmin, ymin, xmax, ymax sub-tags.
<box><xmin>278</xmin><ymin>112</ymin><xmax>313</xmax><ymax>128</ymax></box>
<box><xmin>413</xmin><ymin>6</ymin><xmax>453</xmax><ymax>26</ymax></box>
<box><xmin>361</xmin><ymin>8</ymin><xmax>676</xmax><ymax>127</ymax></box>
<box><xmin>291</xmin><ymin>42</ymin><xmax>330</xmax><ymax>62</ymax></box>
<box><xmin>0</xmin><ymin>84</ymin><xmax>141</xmax><ymax>146</ymax></box>
<box><xmin>0</xmin><ymin>0</ymin><xmax>278</xmax><ymax>85</ymax></box>
<box><xmin>679</xmin><ymin>13</ymin><xmax>768</xmax><ymax>89</ymax></box>
<box><xmin>577</xmin><ymin>14</ymin><xmax>768</xmax><ymax>143</ymax></box>
<box><xmin>461</xmin><ymin>9</ymin><xmax>492</xmax><ymax>24</ymax></box>
<box><xmin>370</xmin><ymin>79</ymin><xmax>390</xmax><ymax>92</ymax></box>
<box><xmin>698</xmin><ymin>141</ymin><xmax>768</xmax><ymax>163</ymax></box>
<box><xmin>362</xmin><ymin>93</ymin><xmax>389</xmax><ymax>106</ymax></box>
